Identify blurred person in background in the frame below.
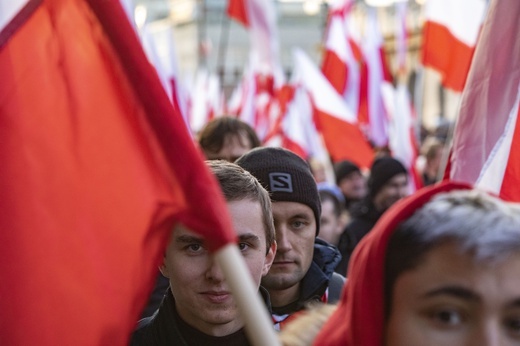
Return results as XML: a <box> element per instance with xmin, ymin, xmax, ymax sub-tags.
<box><xmin>336</xmin><ymin>157</ymin><xmax>408</xmax><ymax>275</ymax></box>
<box><xmin>198</xmin><ymin>116</ymin><xmax>261</xmax><ymax>162</ymax></box>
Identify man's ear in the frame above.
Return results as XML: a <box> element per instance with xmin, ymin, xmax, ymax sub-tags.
<box><xmin>159</xmin><ymin>258</ymin><xmax>169</xmax><ymax>279</ymax></box>
<box><xmin>262</xmin><ymin>241</ymin><xmax>277</xmax><ymax>276</ymax></box>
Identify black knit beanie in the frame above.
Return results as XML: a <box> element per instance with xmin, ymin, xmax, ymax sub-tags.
<box><xmin>367</xmin><ymin>157</ymin><xmax>408</xmax><ymax>198</ymax></box>
<box><xmin>334</xmin><ymin>160</ymin><xmax>361</xmax><ymax>186</ymax></box>
<box><xmin>235</xmin><ymin>147</ymin><xmax>321</xmax><ymax>236</ymax></box>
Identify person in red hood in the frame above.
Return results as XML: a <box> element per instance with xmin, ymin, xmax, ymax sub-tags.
<box><xmin>280</xmin><ymin>181</ymin><xmax>520</xmax><ymax>346</ymax></box>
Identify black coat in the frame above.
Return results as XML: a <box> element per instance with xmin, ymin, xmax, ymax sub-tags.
<box><xmin>131</xmin><ymin>287</ymin><xmax>271</xmax><ymax>346</ymax></box>
<box><xmin>335</xmin><ymin>198</ymin><xmax>384</xmax><ymax>275</ymax></box>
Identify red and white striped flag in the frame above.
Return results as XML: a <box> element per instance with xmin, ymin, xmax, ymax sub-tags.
<box><xmin>421</xmin><ymin>0</ymin><xmax>487</xmax><ymax>92</ymax></box>
<box><xmin>293</xmin><ymin>48</ymin><xmax>373</xmax><ymax>169</ymax></box>
<box><xmin>0</xmin><ymin>0</ymin><xmax>238</xmax><ymax>344</ymax></box>
<box><xmin>447</xmin><ymin>0</ymin><xmax>520</xmax><ymax>202</ymax></box>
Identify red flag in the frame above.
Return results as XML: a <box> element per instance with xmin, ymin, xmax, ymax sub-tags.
<box><xmin>0</xmin><ymin>0</ymin><xmax>235</xmax><ymax>344</ymax></box>
<box><xmin>421</xmin><ymin>0</ymin><xmax>487</xmax><ymax>91</ymax></box>
<box><xmin>227</xmin><ymin>0</ymin><xmax>249</xmax><ymax>27</ymax></box>
<box><xmin>447</xmin><ymin>0</ymin><xmax>520</xmax><ymax>201</ymax></box>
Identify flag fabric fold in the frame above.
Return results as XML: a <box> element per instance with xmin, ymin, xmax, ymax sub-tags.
<box><xmin>293</xmin><ymin>48</ymin><xmax>373</xmax><ymax>169</ymax></box>
<box><xmin>421</xmin><ymin>0</ymin><xmax>487</xmax><ymax>91</ymax></box>
<box><xmin>447</xmin><ymin>0</ymin><xmax>520</xmax><ymax>201</ymax></box>
<box><xmin>0</xmin><ymin>0</ymin><xmax>235</xmax><ymax>344</ymax></box>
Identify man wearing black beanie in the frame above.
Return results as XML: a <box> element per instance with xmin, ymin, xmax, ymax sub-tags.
<box><xmin>236</xmin><ymin>147</ymin><xmax>345</xmax><ymax>331</ymax></box>
<box><xmin>335</xmin><ymin>156</ymin><xmax>409</xmax><ymax>275</ymax></box>
<box><xmin>333</xmin><ymin>160</ymin><xmax>367</xmax><ymax>210</ymax></box>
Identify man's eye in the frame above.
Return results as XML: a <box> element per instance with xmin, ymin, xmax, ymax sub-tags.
<box><xmin>238</xmin><ymin>243</ymin><xmax>249</xmax><ymax>251</ymax></box>
<box><xmin>186</xmin><ymin>244</ymin><xmax>203</xmax><ymax>253</ymax></box>
<box><xmin>430</xmin><ymin>308</ymin><xmax>464</xmax><ymax>326</ymax></box>
<box><xmin>292</xmin><ymin>220</ymin><xmax>307</xmax><ymax>229</ymax></box>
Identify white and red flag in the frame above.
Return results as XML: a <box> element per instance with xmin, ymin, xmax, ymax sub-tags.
<box><xmin>358</xmin><ymin>9</ymin><xmax>393</xmax><ymax>148</ymax></box>
<box><xmin>227</xmin><ymin>0</ymin><xmax>279</xmax><ymax>73</ymax></box>
<box><xmin>421</xmin><ymin>0</ymin><xmax>487</xmax><ymax>92</ymax></box>
<box><xmin>447</xmin><ymin>0</ymin><xmax>520</xmax><ymax>202</ymax></box>
<box><xmin>0</xmin><ymin>0</ymin><xmax>277</xmax><ymax>344</ymax></box>
<box><xmin>293</xmin><ymin>48</ymin><xmax>373</xmax><ymax>169</ymax></box>
<box><xmin>321</xmin><ymin>0</ymin><xmax>361</xmax><ymax>116</ymax></box>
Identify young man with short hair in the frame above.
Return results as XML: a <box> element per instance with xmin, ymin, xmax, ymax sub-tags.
<box><xmin>131</xmin><ymin>161</ymin><xmax>276</xmax><ymax>345</ymax></box>
<box><xmin>236</xmin><ymin>147</ymin><xmax>345</xmax><ymax>331</ymax></box>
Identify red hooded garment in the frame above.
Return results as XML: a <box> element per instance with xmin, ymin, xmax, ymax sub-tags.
<box><xmin>314</xmin><ymin>181</ymin><xmax>472</xmax><ymax>345</ymax></box>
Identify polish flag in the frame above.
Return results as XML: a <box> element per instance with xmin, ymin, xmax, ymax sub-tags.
<box><xmin>422</xmin><ymin>0</ymin><xmax>487</xmax><ymax>92</ymax></box>
<box><xmin>447</xmin><ymin>0</ymin><xmax>520</xmax><ymax>202</ymax></box>
<box><xmin>0</xmin><ymin>0</ymin><xmax>275</xmax><ymax>344</ymax></box>
<box><xmin>293</xmin><ymin>48</ymin><xmax>373</xmax><ymax>169</ymax></box>
<box><xmin>358</xmin><ymin>9</ymin><xmax>393</xmax><ymax>148</ymax></box>
<box><xmin>227</xmin><ymin>0</ymin><xmax>279</xmax><ymax>73</ymax></box>
<box><xmin>322</xmin><ymin>9</ymin><xmax>361</xmax><ymax>116</ymax></box>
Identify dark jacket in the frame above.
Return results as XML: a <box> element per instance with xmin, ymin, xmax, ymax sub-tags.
<box><xmin>131</xmin><ymin>287</ymin><xmax>271</xmax><ymax>346</ymax></box>
<box><xmin>271</xmin><ymin>238</ymin><xmax>345</xmax><ymax>329</ymax></box>
<box><xmin>335</xmin><ymin>198</ymin><xmax>384</xmax><ymax>275</ymax></box>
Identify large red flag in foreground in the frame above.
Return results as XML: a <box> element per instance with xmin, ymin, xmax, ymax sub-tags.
<box><xmin>421</xmin><ymin>0</ymin><xmax>486</xmax><ymax>92</ymax></box>
<box><xmin>447</xmin><ymin>0</ymin><xmax>520</xmax><ymax>202</ymax></box>
<box><xmin>0</xmin><ymin>0</ymin><xmax>236</xmax><ymax>344</ymax></box>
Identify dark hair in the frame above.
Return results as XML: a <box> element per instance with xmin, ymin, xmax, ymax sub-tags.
<box><xmin>319</xmin><ymin>190</ymin><xmax>344</xmax><ymax>218</ymax></box>
<box><xmin>198</xmin><ymin>116</ymin><xmax>261</xmax><ymax>159</ymax></box>
<box><xmin>207</xmin><ymin>160</ymin><xmax>275</xmax><ymax>252</ymax></box>
<box><xmin>384</xmin><ymin>189</ymin><xmax>520</xmax><ymax>320</ymax></box>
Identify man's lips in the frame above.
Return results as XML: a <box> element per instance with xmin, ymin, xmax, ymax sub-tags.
<box><xmin>272</xmin><ymin>260</ymin><xmax>295</xmax><ymax>267</ymax></box>
<box><xmin>200</xmin><ymin>291</ymin><xmax>231</xmax><ymax>303</ymax></box>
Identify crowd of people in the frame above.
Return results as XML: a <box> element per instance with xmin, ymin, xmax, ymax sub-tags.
<box><xmin>132</xmin><ymin>115</ymin><xmax>520</xmax><ymax>345</ymax></box>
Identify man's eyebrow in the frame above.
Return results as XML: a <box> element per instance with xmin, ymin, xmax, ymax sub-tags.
<box><xmin>290</xmin><ymin>213</ymin><xmax>313</xmax><ymax>220</ymax></box>
<box><xmin>423</xmin><ymin>286</ymin><xmax>480</xmax><ymax>302</ymax></box>
<box><xmin>238</xmin><ymin>233</ymin><xmax>260</xmax><ymax>243</ymax></box>
<box><xmin>175</xmin><ymin>235</ymin><xmax>204</xmax><ymax>244</ymax></box>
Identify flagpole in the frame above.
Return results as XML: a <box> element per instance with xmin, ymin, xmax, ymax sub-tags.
<box><xmin>214</xmin><ymin>245</ymin><xmax>280</xmax><ymax>346</ymax></box>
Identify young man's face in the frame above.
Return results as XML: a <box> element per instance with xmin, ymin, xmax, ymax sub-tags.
<box><xmin>263</xmin><ymin>201</ymin><xmax>316</xmax><ymax>303</ymax></box>
<box><xmin>373</xmin><ymin>173</ymin><xmax>409</xmax><ymax>212</ymax></box>
<box><xmin>386</xmin><ymin>241</ymin><xmax>520</xmax><ymax>346</ymax></box>
<box><xmin>161</xmin><ymin>199</ymin><xmax>275</xmax><ymax>336</ymax></box>
<box><xmin>319</xmin><ymin>199</ymin><xmax>344</xmax><ymax>246</ymax></box>
<box><xmin>339</xmin><ymin>171</ymin><xmax>366</xmax><ymax>200</ymax></box>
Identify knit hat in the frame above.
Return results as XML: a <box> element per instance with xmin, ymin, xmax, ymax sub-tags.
<box><xmin>367</xmin><ymin>157</ymin><xmax>408</xmax><ymax>198</ymax></box>
<box><xmin>334</xmin><ymin>160</ymin><xmax>361</xmax><ymax>186</ymax></box>
<box><xmin>235</xmin><ymin>147</ymin><xmax>321</xmax><ymax>235</ymax></box>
